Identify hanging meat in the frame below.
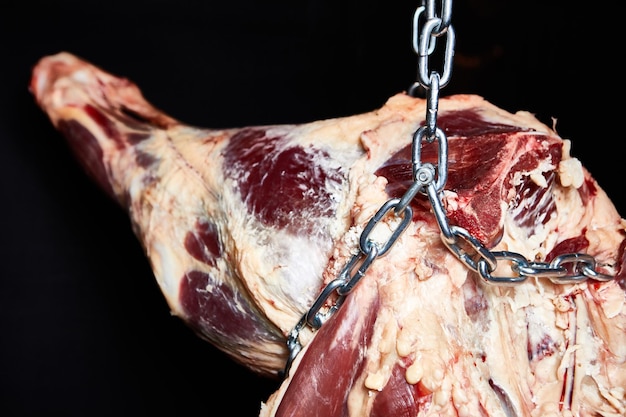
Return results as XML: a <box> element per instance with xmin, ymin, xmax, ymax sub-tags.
<box><xmin>30</xmin><ymin>52</ymin><xmax>626</xmax><ymax>417</ymax></box>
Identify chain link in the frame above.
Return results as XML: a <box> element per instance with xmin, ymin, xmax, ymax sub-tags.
<box><xmin>281</xmin><ymin>0</ymin><xmax>616</xmax><ymax>378</ymax></box>
<box><xmin>408</xmin><ymin>0</ymin><xmax>455</xmax><ymax>98</ymax></box>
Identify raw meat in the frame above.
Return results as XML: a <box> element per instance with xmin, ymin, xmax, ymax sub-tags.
<box><xmin>31</xmin><ymin>52</ymin><xmax>626</xmax><ymax>416</ymax></box>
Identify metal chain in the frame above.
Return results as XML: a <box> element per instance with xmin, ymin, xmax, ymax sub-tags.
<box><xmin>281</xmin><ymin>0</ymin><xmax>615</xmax><ymax>378</ymax></box>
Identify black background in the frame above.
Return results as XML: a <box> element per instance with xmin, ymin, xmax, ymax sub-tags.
<box><xmin>0</xmin><ymin>1</ymin><xmax>622</xmax><ymax>416</ymax></box>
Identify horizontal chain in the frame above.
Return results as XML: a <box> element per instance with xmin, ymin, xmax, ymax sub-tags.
<box><xmin>477</xmin><ymin>251</ymin><xmax>615</xmax><ymax>285</ymax></box>
<box><xmin>426</xmin><ymin>186</ymin><xmax>616</xmax><ymax>286</ymax></box>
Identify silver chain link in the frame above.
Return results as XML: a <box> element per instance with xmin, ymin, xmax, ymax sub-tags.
<box><xmin>281</xmin><ymin>0</ymin><xmax>616</xmax><ymax>378</ymax></box>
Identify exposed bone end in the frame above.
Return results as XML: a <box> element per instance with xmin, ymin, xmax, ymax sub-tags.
<box><xmin>31</xmin><ymin>52</ymin><xmax>179</xmax><ymax>129</ymax></box>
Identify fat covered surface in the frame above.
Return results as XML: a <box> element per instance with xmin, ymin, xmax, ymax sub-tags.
<box><xmin>31</xmin><ymin>50</ymin><xmax>626</xmax><ymax>417</ymax></box>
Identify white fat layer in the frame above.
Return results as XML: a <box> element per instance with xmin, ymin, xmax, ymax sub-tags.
<box><xmin>33</xmin><ymin>54</ymin><xmax>626</xmax><ymax>414</ymax></box>
<box><xmin>252</xmin><ymin>230</ymin><xmax>332</xmax><ymax>314</ymax></box>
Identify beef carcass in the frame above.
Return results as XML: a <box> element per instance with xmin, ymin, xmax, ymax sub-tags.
<box><xmin>31</xmin><ymin>52</ymin><xmax>626</xmax><ymax>416</ymax></box>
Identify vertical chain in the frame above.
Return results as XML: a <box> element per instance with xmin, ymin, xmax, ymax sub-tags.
<box><xmin>408</xmin><ymin>0</ymin><xmax>455</xmax><ymax>100</ymax></box>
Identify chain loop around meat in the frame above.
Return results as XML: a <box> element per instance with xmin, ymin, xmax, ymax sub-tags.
<box><xmin>281</xmin><ymin>0</ymin><xmax>616</xmax><ymax>378</ymax></box>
